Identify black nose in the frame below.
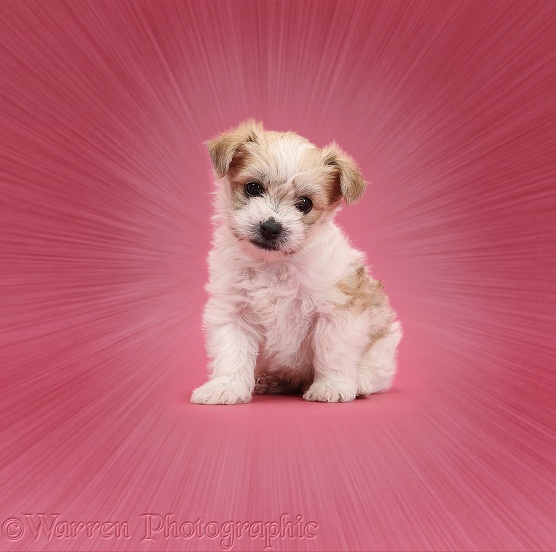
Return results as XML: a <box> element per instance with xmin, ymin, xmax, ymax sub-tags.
<box><xmin>259</xmin><ymin>218</ymin><xmax>283</xmax><ymax>241</ymax></box>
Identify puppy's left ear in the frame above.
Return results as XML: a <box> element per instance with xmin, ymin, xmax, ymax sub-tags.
<box><xmin>204</xmin><ymin>119</ymin><xmax>263</xmax><ymax>178</ymax></box>
<box><xmin>322</xmin><ymin>143</ymin><xmax>367</xmax><ymax>204</ymax></box>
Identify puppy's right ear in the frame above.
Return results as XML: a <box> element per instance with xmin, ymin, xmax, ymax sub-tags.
<box><xmin>204</xmin><ymin>119</ymin><xmax>263</xmax><ymax>178</ymax></box>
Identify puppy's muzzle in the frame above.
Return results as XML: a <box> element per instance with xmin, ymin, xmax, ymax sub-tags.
<box><xmin>259</xmin><ymin>217</ymin><xmax>283</xmax><ymax>242</ymax></box>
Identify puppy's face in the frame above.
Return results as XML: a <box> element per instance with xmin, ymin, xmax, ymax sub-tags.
<box><xmin>206</xmin><ymin>120</ymin><xmax>366</xmax><ymax>256</ymax></box>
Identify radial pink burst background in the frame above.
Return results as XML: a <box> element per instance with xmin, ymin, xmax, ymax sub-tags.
<box><xmin>1</xmin><ymin>1</ymin><xmax>555</xmax><ymax>551</ymax></box>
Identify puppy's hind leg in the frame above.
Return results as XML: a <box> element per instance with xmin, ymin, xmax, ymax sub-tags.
<box><xmin>304</xmin><ymin>312</ymin><xmax>370</xmax><ymax>403</ymax></box>
<box><xmin>357</xmin><ymin>320</ymin><xmax>402</xmax><ymax>396</ymax></box>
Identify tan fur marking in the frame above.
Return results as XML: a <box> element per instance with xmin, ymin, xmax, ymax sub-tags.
<box><xmin>335</xmin><ymin>265</ymin><xmax>385</xmax><ymax>314</ymax></box>
<box><xmin>322</xmin><ymin>143</ymin><xmax>367</xmax><ymax>204</ymax></box>
<box><xmin>362</xmin><ymin>327</ymin><xmax>389</xmax><ymax>355</ymax></box>
<box><xmin>229</xmin><ymin>178</ymin><xmax>250</xmax><ymax>210</ymax></box>
<box><xmin>205</xmin><ymin>120</ymin><xmax>263</xmax><ymax>178</ymax></box>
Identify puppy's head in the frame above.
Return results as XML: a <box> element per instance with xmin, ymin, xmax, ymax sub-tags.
<box><xmin>205</xmin><ymin>120</ymin><xmax>366</xmax><ymax>256</ymax></box>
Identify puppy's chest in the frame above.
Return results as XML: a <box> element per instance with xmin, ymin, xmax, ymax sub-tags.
<box><xmin>238</xmin><ymin>265</ymin><xmax>315</xmax><ymax>359</ymax></box>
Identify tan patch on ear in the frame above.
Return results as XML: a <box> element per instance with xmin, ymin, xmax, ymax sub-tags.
<box><xmin>335</xmin><ymin>265</ymin><xmax>385</xmax><ymax>314</ymax></box>
<box><xmin>322</xmin><ymin>143</ymin><xmax>367</xmax><ymax>204</ymax></box>
<box><xmin>205</xmin><ymin>119</ymin><xmax>263</xmax><ymax>178</ymax></box>
<box><xmin>323</xmin><ymin>179</ymin><xmax>343</xmax><ymax>206</ymax></box>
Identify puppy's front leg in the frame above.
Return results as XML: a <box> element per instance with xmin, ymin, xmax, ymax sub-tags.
<box><xmin>304</xmin><ymin>313</ymin><xmax>368</xmax><ymax>403</ymax></box>
<box><xmin>191</xmin><ymin>319</ymin><xmax>258</xmax><ymax>405</ymax></box>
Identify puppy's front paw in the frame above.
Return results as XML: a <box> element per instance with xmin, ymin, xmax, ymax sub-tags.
<box><xmin>303</xmin><ymin>379</ymin><xmax>357</xmax><ymax>403</ymax></box>
<box><xmin>191</xmin><ymin>377</ymin><xmax>252</xmax><ymax>405</ymax></box>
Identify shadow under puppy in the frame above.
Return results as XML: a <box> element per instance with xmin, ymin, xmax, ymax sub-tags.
<box><xmin>191</xmin><ymin>120</ymin><xmax>402</xmax><ymax>404</ymax></box>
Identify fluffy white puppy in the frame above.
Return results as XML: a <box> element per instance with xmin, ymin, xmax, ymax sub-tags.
<box><xmin>191</xmin><ymin>120</ymin><xmax>402</xmax><ymax>404</ymax></box>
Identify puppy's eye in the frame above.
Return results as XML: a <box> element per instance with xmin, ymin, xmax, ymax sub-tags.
<box><xmin>245</xmin><ymin>181</ymin><xmax>264</xmax><ymax>197</ymax></box>
<box><xmin>295</xmin><ymin>197</ymin><xmax>313</xmax><ymax>213</ymax></box>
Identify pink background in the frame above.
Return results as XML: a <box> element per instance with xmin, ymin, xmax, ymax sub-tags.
<box><xmin>1</xmin><ymin>1</ymin><xmax>555</xmax><ymax>550</ymax></box>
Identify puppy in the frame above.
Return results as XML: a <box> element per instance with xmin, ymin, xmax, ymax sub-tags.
<box><xmin>191</xmin><ymin>120</ymin><xmax>402</xmax><ymax>404</ymax></box>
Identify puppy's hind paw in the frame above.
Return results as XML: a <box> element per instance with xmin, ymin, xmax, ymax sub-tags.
<box><xmin>357</xmin><ymin>375</ymin><xmax>373</xmax><ymax>397</ymax></box>
<box><xmin>191</xmin><ymin>377</ymin><xmax>252</xmax><ymax>405</ymax></box>
<box><xmin>303</xmin><ymin>379</ymin><xmax>357</xmax><ymax>403</ymax></box>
